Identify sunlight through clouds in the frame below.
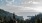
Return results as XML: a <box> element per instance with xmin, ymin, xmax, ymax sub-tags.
<box><xmin>33</xmin><ymin>7</ymin><xmax>42</xmax><ymax>12</ymax></box>
<box><xmin>32</xmin><ymin>2</ymin><xmax>39</xmax><ymax>4</ymax></box>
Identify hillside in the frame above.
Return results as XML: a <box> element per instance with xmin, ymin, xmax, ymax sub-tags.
<box><xmin>0</xmin><ymin>9</ymin><xmax>13</xmax><ymax>21</ymax></box>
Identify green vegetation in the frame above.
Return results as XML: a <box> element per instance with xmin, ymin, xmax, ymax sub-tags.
<box><xmin>0</xmin><ymin>9</ymin><xmax>42</xmax><ymax>23</ymax></box>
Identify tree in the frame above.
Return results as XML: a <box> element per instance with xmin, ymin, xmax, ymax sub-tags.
<box><xmin>4</xmin><ymin>16</ymin><xmax>7</xmax><ymax>23</ymax></box>
<box><xmin>37</xmin><ymin>18</ymin><xmax>40</xmax><ymax>23</ymax></box>
<box><xmin>20</xmin><ymin>20</ymin><xmax>24</xmax><ymax>23</ymax></box>
<box><xmin>13</xmin><ymin>13</ymin><xmax>16</xmax><ymax>19</ymax></box>
<box><xmin>17</xmin><ymin>19</ymin><xmax>20</xmax><ymax>23</ymax></box>
<box><xmin>13</xmin><ymin>13</ymin><xmax>16</xmax><ymax>23</ymax></box>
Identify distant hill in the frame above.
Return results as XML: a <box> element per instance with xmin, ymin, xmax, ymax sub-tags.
<box><xmin>0</xmin><ymin>9</ymin><xmax>13</xmax><ymax>21</ymax></box>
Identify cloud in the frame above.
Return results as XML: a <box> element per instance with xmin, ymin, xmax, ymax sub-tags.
<box><xmin>0</xmin><ymin>0</ymin><xmax>42</xmax><ymax>19</ymax></box>
<box><xmin>32</xmin><ymin>2</ymin><xmax>39</xmax><ymax>4</ymax></box>
<box><xmin>33</xmin><ymin>6</ymin><xmax>42</xmax><ymax>12</ymax></box>
<box><xmin>0</xmin><ymin>0</ymin><xmax>42</xmax><ymax>13</ymax></box>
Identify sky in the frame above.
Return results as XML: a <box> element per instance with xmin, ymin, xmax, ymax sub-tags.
<box><xmin>0</xmin><ymin>0</ymin><xmax>42</xmax><ymax>19</ymax></box>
